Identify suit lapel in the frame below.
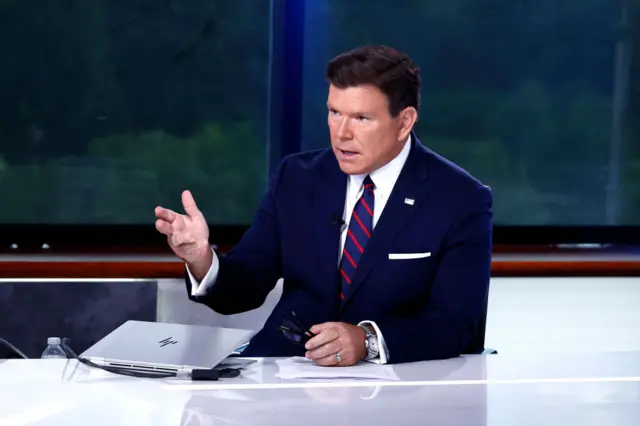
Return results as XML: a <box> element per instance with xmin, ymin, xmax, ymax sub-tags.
<box><xmin>311</xmin><ymin>153</ymin><xmax>347</xmax><ymax>300</ymax></box>
<box><xmin>343</xmin><ymin>135</ymin><xmax>431</xmax><ymax>307</ymax></box>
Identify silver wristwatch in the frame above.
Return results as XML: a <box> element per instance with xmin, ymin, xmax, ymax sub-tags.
<box><xmin>360</xmin><ymin>324</ymin><xmax>379</xmax><ymax>360</ymax></box>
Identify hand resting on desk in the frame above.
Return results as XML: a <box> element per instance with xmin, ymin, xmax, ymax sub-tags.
<box><xmin>305</xmin><ymin>322</ymin><xmax>367</xmax><ymax>367</ymax></box>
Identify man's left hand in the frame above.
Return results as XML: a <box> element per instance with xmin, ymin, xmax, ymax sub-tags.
<box><xmin>304</xmin><ymin>322</ymin><xmax>366</xmax><ymax>366</ymax></box>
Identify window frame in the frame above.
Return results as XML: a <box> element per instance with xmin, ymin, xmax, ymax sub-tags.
<box><xmin>0</xmin><ymin>0</ymin><xmax>638</xmax><ymax>254</ymax></box>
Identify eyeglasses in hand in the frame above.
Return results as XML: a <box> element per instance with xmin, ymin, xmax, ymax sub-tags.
<box><xmin>278</xmin><ymin>311</ymin><xmax>316</xmax><ymax>345</ymax></box>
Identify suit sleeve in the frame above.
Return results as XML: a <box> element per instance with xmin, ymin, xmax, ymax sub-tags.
<box><xmin>184</xmin><ymin>159</ymin><xmax>286</xmax><ymax>315</ymax></box>
<box><xmin>374</xmin><ymin>184</ymin><xmax>493</xmax><ymax>363</ymax></box>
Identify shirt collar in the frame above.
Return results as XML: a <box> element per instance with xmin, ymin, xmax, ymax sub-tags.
<box><xmin>348</xmin><ymin>134</ymin><xmax>412</xmax><ymax>198</ymax></box>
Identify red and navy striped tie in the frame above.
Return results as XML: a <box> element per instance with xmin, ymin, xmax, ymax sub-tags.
<box><xmin>339</xmin><ymin>176</ymin><xmax>375</xmax><ymax>302</ymax></box>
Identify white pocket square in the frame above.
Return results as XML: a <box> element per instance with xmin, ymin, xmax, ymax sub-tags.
<box><xmin>388</xmin><ymin>252</ymin><xmax>431</xmax><ymax>260</ymax></box>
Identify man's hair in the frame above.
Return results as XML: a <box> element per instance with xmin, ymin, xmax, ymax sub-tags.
<box><xmin>325</xmin><ymin>45</ymin><xmax>420</xmax><ymax>117</ymax></box>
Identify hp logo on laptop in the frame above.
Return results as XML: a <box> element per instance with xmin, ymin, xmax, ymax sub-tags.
<box><xmin>159</xmin><ymin>337</ymin><xmax>178</xmax><ymax>347</ymax></box>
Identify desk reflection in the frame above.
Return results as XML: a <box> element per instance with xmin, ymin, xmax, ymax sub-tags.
<box><xmin>179</xmin><ymin>357</ymin><xmax>488</xmax><ymax>426</ymax></box>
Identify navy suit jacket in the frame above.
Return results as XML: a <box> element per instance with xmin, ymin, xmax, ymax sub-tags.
<box><xmin>186</xmin><ymin>134</ymin><xmax>493</xmax><ymax>363</ymax></box>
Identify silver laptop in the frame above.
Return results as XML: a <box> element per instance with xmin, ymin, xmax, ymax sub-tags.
<box><xmin>81</xmin><ymin>320</ymin><xmax>256</xmax><ymax>374</ymax></box>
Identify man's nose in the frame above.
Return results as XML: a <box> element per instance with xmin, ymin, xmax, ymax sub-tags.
<box><xmin>336</xmin><ymin>118</ymin><xmax>352</xmax><ymax>139</ymax></box>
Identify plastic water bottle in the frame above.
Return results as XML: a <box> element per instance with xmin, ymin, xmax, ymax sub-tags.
<box><xmin>41</xmin><ymin>337</ymin><xmax>67</xmax><ymax>359</ymax></box>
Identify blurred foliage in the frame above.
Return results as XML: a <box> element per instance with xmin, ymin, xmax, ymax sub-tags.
<box><xmin>303</xmin><ymin>0</ymin><xmax>638</xmax><ymax>225</ymax></box>
<box><xmin>0</xmin><ymin>0</ymin><xmax>638</xmax><ymax>226</ymax></box>
<box><xmin>0</xmin><ymin>0</ymin><xmax>269</xmax><ymax>224</ymax></box>
<box><xmin>0</xmin><ymin>123</ymin><xmax>265</xmax><ymax>223</ymax></box>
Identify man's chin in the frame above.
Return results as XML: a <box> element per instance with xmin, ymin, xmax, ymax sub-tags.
<box><xmin>337</xmin><ymin>162</ymin><xmax>367</xmax><ymax>176</ymax></box>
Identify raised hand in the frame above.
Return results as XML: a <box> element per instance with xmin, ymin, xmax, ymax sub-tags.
<box><xmin>155</xmin><ymin>190</ymin><xmax>212</xmax><ymax>276</ymax></box>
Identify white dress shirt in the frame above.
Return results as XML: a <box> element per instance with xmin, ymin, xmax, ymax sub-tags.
<box><xmin>188</xmin><ymin>135</ymin><xmax>412</xmax><ymax>364</ymax></box>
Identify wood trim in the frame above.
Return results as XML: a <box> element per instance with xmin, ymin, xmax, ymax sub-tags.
<box><xmin>490</xmin><ymin>260</ymin><xmax>640</xmax><ymax>277</ymax></box>
<box><xmin>2</xmin><ymin>254</ymin><xmax>640</xmax><ymax>278</ymax></box>
<box><xmin>0</xmin><ymin>260</ymin><xmax>184</xmax><ymax>279</ymax></box>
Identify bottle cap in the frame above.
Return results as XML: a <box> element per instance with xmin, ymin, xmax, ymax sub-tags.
<box><xmin>47</xmin><ymin>337</ymin><xmax>61</xmax><ymax>345</ymax></box>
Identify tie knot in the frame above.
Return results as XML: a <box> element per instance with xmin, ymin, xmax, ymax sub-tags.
<box><xmin>363</xmin><ymin>176</ymin><xmax>375</xmax><ymax>190</ymax></box>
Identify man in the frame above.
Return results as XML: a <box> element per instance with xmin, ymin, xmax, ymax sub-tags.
<box><xmin>155</xmin><ymin>45</ymin><xmax>493</xmax><ymax>366</ymax></box>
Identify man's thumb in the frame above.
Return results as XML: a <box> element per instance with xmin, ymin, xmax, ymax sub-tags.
<box><xmin>182</xmin><ymin>190</ymin><xmax>202</xmax><ymax>218</ymax></box>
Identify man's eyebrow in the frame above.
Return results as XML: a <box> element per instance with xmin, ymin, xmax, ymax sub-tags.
<box><xmin>326</xmin><ymin>105</ymin><xmax>374</xmax><ymax>116</ymax></box>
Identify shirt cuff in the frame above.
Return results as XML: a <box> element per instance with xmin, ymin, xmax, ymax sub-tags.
<box><xmin>358</xmin><ymin>320</ymin><xmax>389</xmax><ymax>364</ymax></box>
<box><xmin>186</xmin><ymin>246</ymin><xmax>220</xmax><ymax>296</ymax></box>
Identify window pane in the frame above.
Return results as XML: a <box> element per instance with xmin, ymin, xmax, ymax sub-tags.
<box><xmin>0</xmin><ymin>0</ymin><xmax>270</xmax><ymax>224</ymax></box>
<box><xmin>302</xmin><ymin>0</ymin><xmax>640</xmax><ymax>225</ymax></box>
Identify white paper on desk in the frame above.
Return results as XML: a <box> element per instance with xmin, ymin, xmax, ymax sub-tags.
<box><xmin>275</xmin><ymin>357</ymin><xmax>400</xmax><ymax>380</ymax></box>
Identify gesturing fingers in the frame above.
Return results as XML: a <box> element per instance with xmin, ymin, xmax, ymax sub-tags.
<box><xmin>182</xmin><ymin>190</ymin><xmax>203</xmax><ymax>219</ymax></box>
<box><xmin>155</xmin><ymin>219</ymin><xmax>173</xmax><ymax>236</ymax></box>
<box><xmin>169</xmin><ymin>230</ymin><xmax>197</xmax><ymax>248</ymax></box>
<box><xmin>155</xmin><ymin>206</ymin><xmax>177</xmax><ymax>223</ymax></box>
<box><xmin>156</xmin><ymin>212</ymin><xmax>187</xmax><ymax>237</ymax></box>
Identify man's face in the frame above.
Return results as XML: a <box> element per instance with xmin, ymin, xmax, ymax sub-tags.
<box><xmin>327</xmin><ymin>84</ymin><xmax>413</xmax><ymax>175</ymax></box>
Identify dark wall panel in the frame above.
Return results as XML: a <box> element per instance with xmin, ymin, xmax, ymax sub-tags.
<box><xmin>0</xmin><ymin>280</ymin><xmax>156</xmax><ymax>358</ymax></box>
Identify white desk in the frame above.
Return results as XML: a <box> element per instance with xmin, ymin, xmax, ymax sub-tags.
<box><xmin>1</xmin><ymin>352</ymin><xmax>639</xmax><ymax>425</ymax></box>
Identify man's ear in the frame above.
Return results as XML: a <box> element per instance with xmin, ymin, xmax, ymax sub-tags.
<box><xmin>398</xmin><ymin>107</ymin><xmax>418</xmax><ymax>141</ymax></box>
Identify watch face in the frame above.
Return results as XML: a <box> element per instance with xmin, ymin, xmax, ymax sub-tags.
<box><xmin>368</xmin><ymin>336</ymin><xmax>378</xmax><ymax>352</ymax></box>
